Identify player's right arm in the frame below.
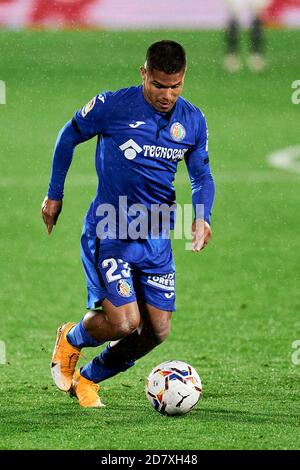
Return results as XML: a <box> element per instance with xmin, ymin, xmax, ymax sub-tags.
<box><xmin>42</xmin><ymin>93</ymin><xmax>110</xmax><ymax>234</ymax></box>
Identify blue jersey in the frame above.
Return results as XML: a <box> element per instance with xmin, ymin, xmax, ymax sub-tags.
<box><xmin>48</xmin><ymin>85</ymin><xmax>215</xmax><ymax>238</ymax></box>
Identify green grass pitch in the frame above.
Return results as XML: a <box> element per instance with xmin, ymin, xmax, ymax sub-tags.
<box><xmin>0</xmin><ymin>29</ymin><xmax>300</xmax><ymax>450</ymax></box>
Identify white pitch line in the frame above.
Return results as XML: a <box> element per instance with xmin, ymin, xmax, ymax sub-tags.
<box><xmin>268</xmin><ymin>145</ymin><xmax>300</xmax><ymax>174</ymax></box>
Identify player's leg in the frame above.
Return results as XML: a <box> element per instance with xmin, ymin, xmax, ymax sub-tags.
<box><xmin>226</xmin><ymin>18</ymin><xmax>239</xmax><ymax>54</ymax></box>
<box><xmin>78</xmin><ymin>259</ymin><xmax>176</xmax><ymax>389</ymax></box>
<box><xmin>79</xmin><ymin>302</ymin><xmax>172</xmax><ymax>385</ymax></box>
<box><xmin>247</xmin><ymin>16</ymin><xmax>265</xmax><ymax>71</ymax></box>
<box><xmin>51</xmin><ymin>300</ymin><xmax>140</xmax><ymax>393</ymax></box>
<box><xmin>223</xmin><ymin>0</ymin><xmax>242</xmax><ymax>72</ymax></box>
<box><xmin>51</xmin><ymin>228</ymin><xmax>140</xmax><ymax>394</ymax></box>
<box><xmin>247</xmin><ymin>0</ymin><xmax>269</xmax><ymax>71</ymax></box>
<box><xmin>101</xmin><ymin>302</ymin><xmax>172</xmax><ymax>363</ymax></box>
<box><xmin>83</xmin><ymin>298</ymin><xmax>140</xmax><ymax>342</ymax></box>
<box><xmin>68</xmin><ymin>299</ymin><xmax>141</xmax><ymax>408</ymax></box>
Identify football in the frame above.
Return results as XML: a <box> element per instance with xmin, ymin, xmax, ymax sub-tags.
<box><xmin>145</xmin><ymin>360</ymin><xmax>202</xmax><ymax>416</ymax></box>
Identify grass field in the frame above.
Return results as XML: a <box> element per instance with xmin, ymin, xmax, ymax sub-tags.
<box><xmin>0</xmin><ymin>29</ymin><xmax>300</xmax><ymax>450</ymax></box>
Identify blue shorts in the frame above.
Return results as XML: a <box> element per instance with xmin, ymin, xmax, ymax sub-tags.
<box><xmin>80</xmin><ymin>225</ymin><xmax>176</xmax><ymax>311</ymax></box>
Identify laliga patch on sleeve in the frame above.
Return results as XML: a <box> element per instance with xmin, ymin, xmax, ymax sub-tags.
<box><xmin>81</xmin><ymin>96</ymin><xmax>96</xmax><ymax>117</ymax></box>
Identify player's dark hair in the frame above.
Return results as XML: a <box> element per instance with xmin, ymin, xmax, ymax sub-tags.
<box><xmin>145</xmin><ymin>40</ymin><xmax>186</xmax><ymax>74</ymax></box>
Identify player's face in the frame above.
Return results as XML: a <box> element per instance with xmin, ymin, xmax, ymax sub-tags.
<box><xmin>141</xmin><ymin>67</ymin><xmax>185</xmax><ymax>113</ymax></box>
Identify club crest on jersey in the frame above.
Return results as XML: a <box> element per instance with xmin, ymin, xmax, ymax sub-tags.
<box><xmin>170</xmin><ymin>122</ymin><xmax>186</xmax><ymax>142</ymax></box>
<box><xmin>116</xmin><ymin>279</ymin><xmax>133</xmax><ymax>298</ymax></box>
<box><xmin>81</xmin><ymin>96</ymin><xmax>96</xmax><ymax>117</ymax></box>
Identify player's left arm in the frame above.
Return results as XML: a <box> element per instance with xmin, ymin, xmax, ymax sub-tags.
<box><xmin>185</xmin><ymin>113</ymin><xmax>215</xmax><ymax>252</ymax></box>
<box><xmin>42</xmin><ymin>93</ymin><xmax>111</xmax><ymax>234</ymax></box>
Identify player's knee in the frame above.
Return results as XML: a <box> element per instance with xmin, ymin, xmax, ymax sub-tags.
<box><xmin>112</xmin><ymin>316</ymin><xmax>139</xmax><ymax>338</ymax></box>
<box><xmin>152</xmin><ymin>323</ymin><xmax>170</xmax><ymax>345</ymax></box>
<box><xmin>110</xmin><ymin>306</ymin><xmax>140</xmax><ymax>338</ymax></box>
<box><xmin>127</xmin><ymin>314</ymin><xmax>140</xmax><ymax>333</ymax></box>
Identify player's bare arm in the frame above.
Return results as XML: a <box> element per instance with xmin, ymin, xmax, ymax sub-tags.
<box><xmin>191</xmin><ymin>219</ymin><xmax>212</xmax><ymax>252</ymax></box>
<box><xmin>41</xmin><ymin>196</ymin><xmax>62</xmax><ymax>234</ymax></box>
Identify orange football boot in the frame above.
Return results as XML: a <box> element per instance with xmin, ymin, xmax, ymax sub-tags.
<box><xmin>70</xmin><ymin>369</ymin><xmax>105</xmax><ymax>408</ymax></box>
<box><xmin>51</xmin><ymin>322</ymin><xmax>81</xmax><ymax>391</ymax></box>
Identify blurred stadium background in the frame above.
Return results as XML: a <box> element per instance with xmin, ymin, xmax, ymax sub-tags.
<box><xmin>1</xmin><ymin>0</ymin><xmax>300</xmax><ymax>28</ymax></box>
<box><xmin>1</xmin><ymin>0</ymin><xmax>300</xmax><ymax>450</ymax></box>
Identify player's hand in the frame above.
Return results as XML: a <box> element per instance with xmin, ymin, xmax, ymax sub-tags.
<box><xmin>41</xmin><ymin>196</ymin><xmax>62</xmax><ymax>235</ymax></box>
<box><xmin>191</xmin><ymin>219</ymin><xmax>212</xmax><ymax>252</ymax></box>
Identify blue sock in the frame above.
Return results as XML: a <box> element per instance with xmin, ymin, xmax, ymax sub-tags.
<box><xmin>80</xmin><ymin>344</ymin><xmax>135</xmax><ymax>383</ymax></box>
<box><xmin>67</xmin><ymin>319</ymin><xmax>104</xmax><ymax>349</ymax></box>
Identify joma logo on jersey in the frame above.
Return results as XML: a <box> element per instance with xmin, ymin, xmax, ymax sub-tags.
<box><xmin>119</xmin><ymin>139</ymin><xmax>188</xmax><ymax>161</ymax></box>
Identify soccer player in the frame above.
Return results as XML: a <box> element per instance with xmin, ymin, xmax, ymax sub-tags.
<box><xmin>42</xmin><ymin>40</ymin><xmax>215</xmax><ymax>408</ymax></box>
<box><xmin>223</xmin><ymin>0</ymin><xmax>270</xmax><ymax>72</ymax></box>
